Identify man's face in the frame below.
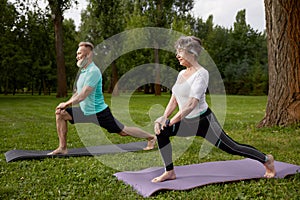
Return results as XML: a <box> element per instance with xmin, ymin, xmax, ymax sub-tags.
<box><xmin>76</xmin><ymin>46</ymin><xmax>91</xmax><ymax>68</ymax></box>
<box><xmin>76</xmin><ymin>46</ymin><xmax>87</xmax><ymax>61</ymax></box>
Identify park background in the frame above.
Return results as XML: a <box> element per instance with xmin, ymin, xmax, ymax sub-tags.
<box><xmin>1</xmin><ymin>0</ymin><xmax>299</xmax><ymax>199</ymax></box>
<box><xmin>1</xmin><ymin>0</ymin><xmax>268</xmax><ymax>96</ymax></box>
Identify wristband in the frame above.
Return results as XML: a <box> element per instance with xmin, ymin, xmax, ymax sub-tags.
<box><xmin>165</xmin><ymin>119</ymin><xmax>170</xmax><ymax>127</ymax></box>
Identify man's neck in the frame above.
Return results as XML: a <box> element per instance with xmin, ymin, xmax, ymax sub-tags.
<box><xmin>83</xmin><ymin>61</ymin><xmax>92</xmax><ymax>69</ymax></box>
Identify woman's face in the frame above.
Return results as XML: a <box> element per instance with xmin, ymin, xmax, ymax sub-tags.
<box><xmin>176</xmin><ymin>48</ymin><xmax>194</xmax><ymax>67</ymax></box>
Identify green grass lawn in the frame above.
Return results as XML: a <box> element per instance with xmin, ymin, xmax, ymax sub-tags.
<box><xmin>0</xmin><ymin>94</ymin><xmax>299</xmax><ymax>199</ymax></box>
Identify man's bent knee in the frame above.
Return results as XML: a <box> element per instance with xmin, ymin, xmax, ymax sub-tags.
<box><xmin>56</xmin><ymin>110</ymin><xmax>72</xmax><ymax>121</ymax></box>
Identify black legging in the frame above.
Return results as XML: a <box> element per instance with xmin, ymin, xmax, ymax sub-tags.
<box><xmin>156</xmin><ymin>108</ymin><xmax>267</xmax><ymax>171</ymax></box>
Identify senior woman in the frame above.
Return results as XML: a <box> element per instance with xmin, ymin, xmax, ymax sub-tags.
<box><xmin>152</xmin><ymin>36</ymin><xmax>276</xmax><ymax>182</ymax></box>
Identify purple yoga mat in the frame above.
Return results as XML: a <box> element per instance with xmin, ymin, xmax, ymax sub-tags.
<box><xmin>114</xmin><ymin>159</ymin><xmax>300</xmax><ymax>197</ymax></box>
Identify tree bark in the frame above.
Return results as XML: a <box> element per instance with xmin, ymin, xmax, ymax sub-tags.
<box><xmin>258</xmin><ymin>0</ymin><xmax>300</xmax><ymax>127</ymax></box>
<box><xmin>48</xmin><ymin>0</ymin><xmax>68</xmax><ymax>98</ymax></box>
<box><xmin>108</xmin><ymin>60</ymin><xmax>119</xmax><ymax>96</ymax></box>
<box><xmin>154</xmin><ymin>0</ymin><xmax>162</xmax><ymax>96</ymax></box>
<box><xmin>154</xmin><ymin>47</ymin><xmax>161</xmax><ymax>96</ymax></box>
<box><xmin>54</xmin><ymin>13</ymin><xmax>67</xmax><ymax>98</ymax></box>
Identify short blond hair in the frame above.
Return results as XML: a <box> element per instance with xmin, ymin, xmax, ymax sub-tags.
<box><xmin>78</xmin><ymin>42</ymin><xmax>94</xmax><ymax>51</ymax></box>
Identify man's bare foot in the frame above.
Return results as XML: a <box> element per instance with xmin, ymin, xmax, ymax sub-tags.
<box><xmin>151</xmin><ymin>170</ymin><xmax>176</xmax><ymax>183</ymax></box>
<box><xmin>264</xmin><ymin>154</ymin><xmax>276</xmax><ymax>178</ymax></box>
<box><xmin>143</xmin><ymin>136</ymin><xmax>156</xmax><ymax>150</ymax></box>
<box><xmin>47</xmin><ymin>148</ymin><xmax>68</xmax><ymax>155</ymax></box>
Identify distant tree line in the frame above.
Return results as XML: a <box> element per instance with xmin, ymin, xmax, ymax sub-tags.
<box><xmin>1</xmin><ymin>0</ymin><xmax>268</xmax><ymax>96</ymax></box>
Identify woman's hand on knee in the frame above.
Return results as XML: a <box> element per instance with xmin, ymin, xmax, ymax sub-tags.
<box><xmin>154</xmin><ymin>122</ymin><xmax>162</xmax><ymax>135</ymax></box>
<box><xmin>154</xmin><ymin>116</ymin><xmax>170</xmax><ymax>135</ymax></box>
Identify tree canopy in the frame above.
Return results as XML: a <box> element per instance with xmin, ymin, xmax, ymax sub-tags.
<box><xmin>1</xmin><ymin>0</ymin><xmax>268</xmax><ymax>96</ymax></box>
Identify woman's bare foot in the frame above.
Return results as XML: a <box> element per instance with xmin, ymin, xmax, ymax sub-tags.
<box><xmin>47</xmin><ymin>148</ymin><xmax>68</xmax><ymax>155</ymax></box>
<box><xmin>264</xmin><ymin>154</ymin><xmax>276</xmax><ymax>178</ymax></box>
<box><xmin>143</xmin><ymin>136</ymin><xmax>156</xmax><ymax>150</ymax></box>
<box><xmin>151</xmin><ymin>170</ymin><xmax>176</xmax><ymax>182</ymax></box>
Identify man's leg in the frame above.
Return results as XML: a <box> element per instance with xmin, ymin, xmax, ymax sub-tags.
<box><xmin>119</xmin><ymin>126</ymin><xmax>156</xmax><ymax>150</ymax></box>
<box><xmin>48</xmin><ymin>110</ymin><xmax>72</xmax><ymax>155</ymax></box>
<box><xmin>96</xmin><ymin>107</ymin><xmax>156</xmax><ymax>150</ymax></box>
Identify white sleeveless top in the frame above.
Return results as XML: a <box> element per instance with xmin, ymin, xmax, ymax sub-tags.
<box><xmin>172</xmin><ymin>67</ymin><xmax>209</xmax><ymax>118</ymax></box>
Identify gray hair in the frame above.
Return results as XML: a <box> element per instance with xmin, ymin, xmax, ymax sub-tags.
<box><xmin>174</xmin><ymin>36</ymin><xmax>202</xmax><ymax>58</ymax></box>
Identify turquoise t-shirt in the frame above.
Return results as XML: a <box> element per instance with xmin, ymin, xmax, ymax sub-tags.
<box><xmin>76</xmin><ymin>62</ymin><xmax>108</xmax><ymax>115</ymax></box>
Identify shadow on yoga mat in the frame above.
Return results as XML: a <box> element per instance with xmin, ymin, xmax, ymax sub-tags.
<box><xmin>114</xmin><ymin>158</ymin><xmax>300</xmax><ymax>197</ymax></box>
<box><xmin>5</xmin><ymin>141</ymin><xmax>147</xmax><ymax>162</ymax></box>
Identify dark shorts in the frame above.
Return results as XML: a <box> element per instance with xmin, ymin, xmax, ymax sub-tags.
<box><xmin>65</xmin><ymin>106</ymin><xmax>124</xmax><ymax>133</ymax></box>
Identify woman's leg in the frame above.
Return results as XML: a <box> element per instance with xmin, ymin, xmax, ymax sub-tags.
<box><xmin>152</xmin><ymin>123</ymin><xmax>180</xmax><ymax>182</ymax></box>
<box><xmin>154</xmin><ymin>109</ymin><xmax>276</xmax><ymax>182</ymax></box>
<box><xmin>199</xmin><ymin>111</ymin><xmax>275</xmax><ymax>177</ymax></box>
<box><xmin>156</xmin><ymin>130</ymin><xmax>175</xmax><ymax>171</ymax></box>
<box><xmin>201</xmin><ymin>113</ymin><xmax>266</xmax><ymax>162</ymax></box>
<box><xmin>152</xmin><ymin>116</ymin><xmax>204</xmax><ymax>182</ymax></box>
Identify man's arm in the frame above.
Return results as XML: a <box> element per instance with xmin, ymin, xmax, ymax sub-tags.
<box><xmin>67</xmin><ymin>86</ymin><xmax>93</xmax><ymax>105</ymax></box>
<box><xmin>56</xmin><ymin>86</ymin><xmax>93</xmax><ymax>111</ymax></box>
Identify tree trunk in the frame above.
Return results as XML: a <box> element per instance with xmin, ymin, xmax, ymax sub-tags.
<box><xmin>54</xmin><ymin>13</ymin><xmax>67</xmax><ymax>98</ymax></box>
<box><xmin>154</xmin><ymin>47</ymin><xmax>161</xmax><ymax>96</ymax></box>
<box><xmin>48</xmin><ymin>0</ymin><xmax>68</xmax><ymax>98</ymax></box>
<box><xmin>4</xmin><ymin>76</ymin><xmax>8</xmax><ymax>95</ymax></box>
<box><xmin>258</xmin><ymin>0</ymin><xmax>300</xmax><ymax>127</ymax></box>
<box><xmin>42</xmin><ymin>78</ymin><xmax>47</xmax><ymax>95</ymax></box>
<box><xmin>108</xmin><ymin>61</ymin><xmax>119</xmax><ymax>96</ymax></box>
<box><xmin>154</xmin><ymin>1</ymin><xmax>162</xmax><ymax>96</ymax></box>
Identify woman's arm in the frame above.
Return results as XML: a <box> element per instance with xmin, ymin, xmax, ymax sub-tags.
<box><xmin>163</xmin><ymin>95</ymin><xmax>178</xmax><ymax>118</ymax></box>
<box><xmin>169</xmin><ymin>97</ymin><xmax>199</xmax><ymax>126</ymax></box>
<box><xmin>154</xmin><ymin>95</ymin><xmax>178</xmax><ymax>134</ymax></box>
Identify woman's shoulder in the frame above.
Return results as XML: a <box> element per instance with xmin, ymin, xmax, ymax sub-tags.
<box><xmin>179</xmin><ymin>69</ymin><xmax>186</xmax><ymax>74</ymax></box>
<box><xmin>177</xmin><ymin>69</ymin><xmax>186</xmax><ymax>77</ymax></box>
<box><xmin>197</xmin><ymin>67</ymin><xmax>208</xmax><ymax>75</ymax></box>
<box><xmin>195</xmin><ymin>67</ymin><xmax>209</xmax><ymax>80</ymax></box>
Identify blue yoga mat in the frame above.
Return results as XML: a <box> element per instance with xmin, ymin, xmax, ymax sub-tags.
<box><xmin>114</xmin><ymin>158</ymin><xmax>300</xmax><ymax>197</ymax></box>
